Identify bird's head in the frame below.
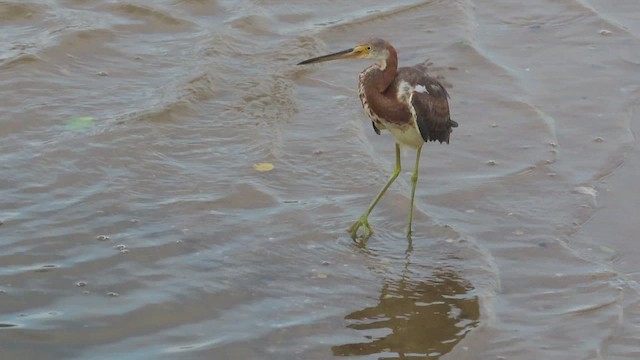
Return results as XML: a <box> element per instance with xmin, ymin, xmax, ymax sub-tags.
<box><xmin>297</xmin><ymin>38</ymin><xmax>391</xmax><ymax>66</ymax></box>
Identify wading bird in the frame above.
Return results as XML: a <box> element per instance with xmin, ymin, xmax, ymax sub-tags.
<box><xmin>298</xmin><ymin>38</ymin><xmax>458</xmax><ymax>242</ymax></box>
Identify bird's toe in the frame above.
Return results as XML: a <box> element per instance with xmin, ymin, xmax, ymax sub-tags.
<box><xmin>347</xmin><ymin>217</ymin><xmax>374</xmax><ymax>244</ymax></box>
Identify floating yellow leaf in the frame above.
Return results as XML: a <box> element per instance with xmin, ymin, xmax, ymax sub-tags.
<box><xmin>254</xmin><ymin>162</ymin><xmax>274</xmax><ymax>172</ymax></box>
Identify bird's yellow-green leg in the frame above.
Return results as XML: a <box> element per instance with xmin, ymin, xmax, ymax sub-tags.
<box><xmin>406</xmin><ymin>144</ymin><xmax>423</xmax><ymax>238</ymax></box>
<box><xmin>349</xmin><ymin>143</ymin><xmax>402</xmax><ymax>242</ymax></box>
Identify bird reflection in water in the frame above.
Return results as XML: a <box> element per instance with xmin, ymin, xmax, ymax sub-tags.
<box><xmin>332</xmin><ymin>267</ymin><xmax>479</xmax><ymax>359</ymax></box>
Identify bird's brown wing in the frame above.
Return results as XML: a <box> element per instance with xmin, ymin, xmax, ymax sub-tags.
<box><xmin>400</xmin><ymin>69</ymin><xmax>457</xmax><ymax>143</ymax></box>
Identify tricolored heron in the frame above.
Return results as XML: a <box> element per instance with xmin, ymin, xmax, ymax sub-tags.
<box><xmin>298</xmin><ymin>38</ymin><xmax>458</xmax><ymax>242</ymax></box>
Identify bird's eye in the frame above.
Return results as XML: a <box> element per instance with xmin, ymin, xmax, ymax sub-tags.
<box><xmin>366</xmin><ymin>46</ymin><xmax>372</xmax><ymax>51</ymax></box>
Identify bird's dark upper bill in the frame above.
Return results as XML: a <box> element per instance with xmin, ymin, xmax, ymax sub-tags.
<box><xmin>297</xmin><ymin>48</ymin><xmax>354</xmax><ymax>65</ymax></box>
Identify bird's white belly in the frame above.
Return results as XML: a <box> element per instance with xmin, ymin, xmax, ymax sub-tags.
<box><xmin>359</xmin><ymin>73</ymin><xmax>424</xmax><ymax>149</ymax></box>
<box><xmin>361</xmin><ymin>105</ymin><xmax>423</xmax><ymax>148</ymax></box>
<box><xmin>386</xmin><ymin>122</ymin><xmax>424</xmax><ymax>149</ymax></box>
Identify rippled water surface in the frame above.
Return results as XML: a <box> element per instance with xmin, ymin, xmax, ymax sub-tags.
<box><xmin>2</xmin><ymin>1</ymin><xmax>640</xmax><ymax>359</ymax></box>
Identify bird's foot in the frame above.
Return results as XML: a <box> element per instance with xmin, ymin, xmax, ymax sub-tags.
<box><xmin>347</xmin><ymin>216</ymin><xmax>374</xmax><ymax>245</ymax></box>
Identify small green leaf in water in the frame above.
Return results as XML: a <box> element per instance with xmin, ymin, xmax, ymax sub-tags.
<box><xmin>453</xmin><ymin>40</ymin><xmax>469</xmax><ymax>48</ymax></box>
<box><xmin>66</xmin><ymin>116</ymin><xmax>94</xmax><ymax>130</ymax></box>
<box><xmin>599</xmin><ymin>245</ymin><xmax>616</xmax><ymax>254</ymax></box>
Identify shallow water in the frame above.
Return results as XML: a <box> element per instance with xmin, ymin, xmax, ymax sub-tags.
<box><xmin>1</xmin><ymin>0</ymin><xmax>640</xmax><ymax>359</ymax></box>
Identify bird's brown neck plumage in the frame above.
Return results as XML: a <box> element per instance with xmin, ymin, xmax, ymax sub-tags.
<box><xmin>374</xmin><ymin>45</ymin><xmax>398</xmax><ymax>92</ymax></box>
<box><xmin>359</xmin><ymin>44</ymin><xmax>410</xmax><ymax>126</ymax></box>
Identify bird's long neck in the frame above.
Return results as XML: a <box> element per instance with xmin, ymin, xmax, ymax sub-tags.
<box><xmin>372</xmin><ymin>45</ymin><xmax>398</xmax><ymax>93</ymax></box>
<box><xmin>359</xmin><ymin>45</ymin><xmax>411</xmax><ymax>126</ymax></box>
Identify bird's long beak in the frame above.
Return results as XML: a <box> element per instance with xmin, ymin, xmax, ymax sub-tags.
<box><xmin>297</xmin><ymin>46</ymin><xmax>364</xmax><ymax>65</ymax></box>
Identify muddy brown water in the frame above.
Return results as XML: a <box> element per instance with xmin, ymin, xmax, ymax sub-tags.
<box><xmin>1</xmin><ymin>1</ymin><xmax>640</xmax><ymax>359</ymax></box>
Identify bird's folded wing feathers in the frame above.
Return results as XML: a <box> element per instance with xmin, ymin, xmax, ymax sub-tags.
<box><xmin>411</xmin><ymin>88</ymin><xmax>454</xmax><ymax>143</ymax></box>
